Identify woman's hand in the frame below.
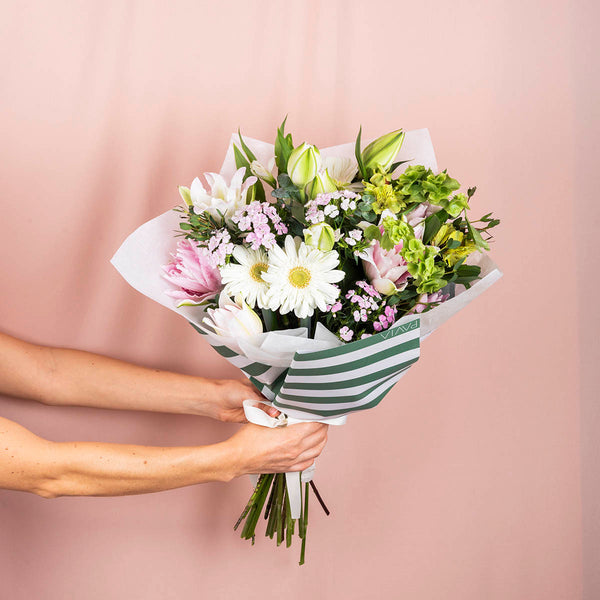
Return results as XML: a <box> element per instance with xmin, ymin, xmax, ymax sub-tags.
<box><xmin>206</xmin><ymin>378</ymin><xmax>280</xmax><ymax>423</ymax></box>
<box><xmin>223</xmin><ymin>422</ymin><xmax>329</xmax><ymax>478</ymax></box>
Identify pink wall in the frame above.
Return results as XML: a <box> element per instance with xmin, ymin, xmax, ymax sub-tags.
<box><xmin>0</xmin><ymin>1</ymin><xmax>592</xmax><ymax>598</ymax></box>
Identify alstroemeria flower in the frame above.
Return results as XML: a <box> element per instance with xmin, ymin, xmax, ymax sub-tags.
<box><xmin>162</xmin><ymin>239</ymin><xmax>223</xmax><ymax>306</ymax></box>
<box><xmin>360</xmin><ymin>240</ymin><xmax>409</xmax><ymax>296</ymax></box>
<box><xmin>188</xmin><ymin>168</ymin><xmax>257</xmax><ymax>223</ymax></box>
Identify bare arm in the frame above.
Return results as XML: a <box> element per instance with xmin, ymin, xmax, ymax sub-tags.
<box><xmin>0</xmin><ymin>332</ymin><xmax>270</xmax><ymax>422</ymax></box>
<box><xmin>0</xmin><ymin>415</ymin><xmax>328</xmax><ymax>498</ymax></box>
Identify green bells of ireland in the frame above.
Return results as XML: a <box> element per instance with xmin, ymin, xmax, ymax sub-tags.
<box><xmin>422</xmin><ymin>171</ymin><xmax>460</xmax><ymax>204</ymax></box>
<box><xmin>381</xmin><ymin>217</ymin><xmax>414</xmax><ymax>250</ymax></box>
<box><xmin>287</xmin><ymin>143</ymin><xmax>321</xmax><ymax>188</ymax></box>
<box><xmin>443</xmin><ymin>192</ymin><xmax>470</xmax><ymax>218</ymax></box>
<box><xmin>401</xmin><ymin>239</ymin><xmax>446</xmax><ymax>294</ymax></box>
<box><xmin>303</xmin><ymin>222</ymin><xmax>336</xmax><ymax>252</ymax></box>
<box><xmin>362</xmin><ymin>129</ymin><xmax>405</xmax><ymax>173</ymax></box>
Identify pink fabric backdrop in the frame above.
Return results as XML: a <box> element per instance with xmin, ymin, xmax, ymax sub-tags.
<box><xmin>0</xmin><ymin>1</ymin><xmax>594</xmax><ymax>598</ymax></box>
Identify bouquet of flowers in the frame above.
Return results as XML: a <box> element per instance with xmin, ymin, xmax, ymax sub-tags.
<box><xmin>112</xmin><ymin>120</ymin><xmax>501</xmax><ymax>564</ymax></box>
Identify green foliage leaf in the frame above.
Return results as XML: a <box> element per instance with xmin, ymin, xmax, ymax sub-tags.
<box><xmin>452</xmin><ymin>264</ymin><xmax>481</xmax><ymax>286</ymax></box>
<box><xmin>290</xmin><ymin>200</ymin><xmax>306</xmax><ymax>225</ymax></box>
<box><xmin>398</xmin><ymin>288</ymin><xmax>419</xmax><ymax>300</ymax></box>
<box><xmin>364</xmin><ymin>224</ymin><xmax>382</xmax><ymax>242</ymax></box>
<box><xmin>357</xmin><ymin>195</ymin><xmax>376</xmax><ymax>221</ymax></box>
<box><xmin>380</xmin><ymin>231</ymin><xmax>395</xmax><ymax>251</ymax></box>
<box><xmin>423</xmin><ymin>212</ymin><xmax>442</xmax><ymax>245</ymax></box>
<box><xmin>234</xmin><ymin>144</ymin><xmax>251</xmax><ymax>175</ymax></box>
<box><xmin>465</xmin><ymin>213</ymin><xmax>490</xmax><ymax>251</ymax></box>
<box><xmin>238</xmin><ymin>129</ymin><xmax>257</xmax><ymax>162</ymax></box>
<box><xmin>277</xmin><ymin>173</ymin><xmax>293</xmax><ymax>188</ymax></box>
<box><xmin>355</xmin><ymin>126</ymin><xmax>367</xmax><ymax>180</ymax></box>
<box><xmin>456</xmin><ymin>264</ymin><xmax>481</xmax><ymax>278</ymax></box>
<box><xmin>388</xmin><ymin>159</ymin><xmax>411</xmax><ymax>174</ymax></box>
<box><xmin>248</xmin><ymin>180</ymin><xmax>266</xmax><ymax>202</ymax></box>
<box><xmin>274</xmin><ymin>116</ymin><xmax>294</xmax><ymax>174</ymax></box>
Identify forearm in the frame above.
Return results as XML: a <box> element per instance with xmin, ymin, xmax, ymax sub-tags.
<box><xmin>0</xmin><ymin>332</ymin><xmax>219</xmax><ymax>416</ymax></box>
<box><xmin>43</xmin><ymin>346</ymin><xmax>219</xmax><ymax>416</ymax></box>
<box><xmin>40</xmin><ymin>439</ymin><xmax>238</xmax><ymax>497</ymax></box>
<box><xmin>0</xmin><ymin>417</ymin><xmax>242</xmax><ymax>498</ymax></box>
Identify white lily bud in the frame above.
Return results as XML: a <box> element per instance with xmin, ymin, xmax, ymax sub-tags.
<box><xmin>250</xmin><ymin>160</ymin><xmax>277</xmax><ymax>187</ymax></box>
<box><xmin>362</xmin><ymin>129</ymin><xmax>405</xmax><ymax>172</ymax></box>
<box><xmin>303</xmin><ymin>222</ymin><xmax>336</xmax><ymax>252</ymax></box>
<box><xmin>307</xmin><ymin>169</ymin><xmax>338</xmax><ymax>199</ymax></box>
<box><xmin>287</xmin><ymin>143</ymin><xmax>321</xmax><ymax>188</ymax></box>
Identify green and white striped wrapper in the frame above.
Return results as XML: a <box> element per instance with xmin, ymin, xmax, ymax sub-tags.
<box><xmin>195</xmin><ymin>315</ymin><xmax>420</xmax><ymax>420</ymax></box>
<box><xmin>191</xmin><ymin>324</ymin><xmax>288</xmax><ymax>389</ymax></box>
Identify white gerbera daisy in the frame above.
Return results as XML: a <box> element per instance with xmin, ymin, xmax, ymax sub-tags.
<box><xmin>263</xmin><ymin>236</ymin><xmax>344</xmax><ymax>319</ymax></box>
<box><xmin>220</xmin><ymin>246</ymin><xmax>270</xmax><ymax>308</ymax></box>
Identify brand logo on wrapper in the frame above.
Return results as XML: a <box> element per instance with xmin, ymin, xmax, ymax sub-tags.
<box><xmin>380</xmin><ymin>318</ymin><xmax>419</xmax><ymax>339</ymax></box>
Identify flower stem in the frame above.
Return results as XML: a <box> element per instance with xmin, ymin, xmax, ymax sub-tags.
<box><xmin>299</xmin><ymin>482</ymin><xmax>310</xmax><ymax>565</ymax></box>
<box><xmin>285</xmin><ymin>488</ymin><xmax>294</xmax><ymax>548</ymax></box>
<box><xmin>274</xmin><ymin>474</ymin><xmax>285</xmax><ymax>546</ymax></box>
<box><xmin>264</xmin><ymin>476</ymin><xmax>277</xmax><ymax>521</ymax></box>
<box><xmin>241</xmin><ymin>473</ymin><xmax>273</xmax><ymax>540</ymax></box>
<box><xmin>299</xmin><ymin>317</ymin><xmax>312</xmax><ymax>332</ymax></box>
<box><xmin>235</xmin><ymin>473</ymin><xmax>319</xmax><ymax>565</ymax></box>
<box><xmin>234</xmin><ymin>474</ymin><xmax>265</xmax><ymax>531</ymax></box>
<box><xmin>261</xmin><ymin>309</ymin><xmax>276</xmax><ymax>332</ymax></box>
<box><xmin>309</xmin><ymin>480</ymin><xmax>330</xmax><ymax>516</ymax></box>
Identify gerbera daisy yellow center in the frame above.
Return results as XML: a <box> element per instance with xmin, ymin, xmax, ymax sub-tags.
<box><xmin>288</xmin><ymin>266</ymin><xmax>312</xmax><ymax>289</ymax></box>
<box><xmin>250</xmin><ymin>262</ymin><xmax>268</xmax><ymax>282</ymax></box>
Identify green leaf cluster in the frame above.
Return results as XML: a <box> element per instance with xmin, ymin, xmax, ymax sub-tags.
<box><xmin>176</xmin><ymin>206</ymin><xmax>223</xmax><ymax>243</ymax></box>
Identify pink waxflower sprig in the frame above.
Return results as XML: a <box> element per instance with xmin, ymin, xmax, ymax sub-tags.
<box><xmin>231</xmin><ymin>201</ymin><xmax>288</xmax><ymax>251</ymax></box>
<box><xmin>323</xmin><ymin>280</ymin><xmax>399</xmax><ymax>341</ymax></box>
<box><xmin>305</xmin><ymin>190</ymin><xmax>360</xmax><ymax>226</ymax></box>
<box><xmin>305</xmin><ymin>190</ymin><xmax>372</xmax><ymax>257</ymax></box>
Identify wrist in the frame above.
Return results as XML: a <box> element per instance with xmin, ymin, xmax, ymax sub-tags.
<box><xmin>177</xmin><ymin>377</ymin><xmax>221</xmax><ymax>418</ymax></box>
<box><xmin>217</xmin><ymin>437</ymin><xmax>247</xmax><ymax>481</ymax></box>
